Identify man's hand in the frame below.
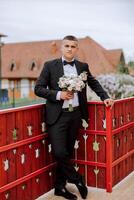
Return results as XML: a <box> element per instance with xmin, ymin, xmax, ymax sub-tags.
<box><xmin>60</xmin><ymin>91</ymin><xmax>74</xmax><ymax>100</ymax></box>
<box><xmin>104</xmin><ymin>98</ymin><xmax>114</xmax><ymax>108</ymax></box>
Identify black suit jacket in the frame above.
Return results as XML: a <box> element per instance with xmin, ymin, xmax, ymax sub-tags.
<box><xmin>34</xmin><ymin>58</ymin><xmax>109</xmax><ymax>125</ymax></box>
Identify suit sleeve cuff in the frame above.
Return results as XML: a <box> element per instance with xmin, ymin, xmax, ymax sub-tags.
<box><xmin>56</xmin><ymin>91</ymin><xmax>61</xmax><ymax>100</ymax></box>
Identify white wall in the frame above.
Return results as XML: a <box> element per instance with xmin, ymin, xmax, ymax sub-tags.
<box><xmin>21</xmin><ymin>79</ymin><xmax>29</xmax><ymax>98</ymax></box>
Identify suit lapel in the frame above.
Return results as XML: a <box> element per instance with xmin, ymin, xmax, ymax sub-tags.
<box><xmin>75</xmin><ymin>60</ymin><xmax>82</xmax><ymax>75</ymax></box>
<box><xmin>56</xmin><ymin>58</ymin><xmax>64</xmax><ymax>77</ymax></box>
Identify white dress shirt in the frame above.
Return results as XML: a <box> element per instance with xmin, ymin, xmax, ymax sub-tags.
<box><xmin>56</xmin><ymin>57</ymin><xmax>79</xmax><ymax>108</ymax></box>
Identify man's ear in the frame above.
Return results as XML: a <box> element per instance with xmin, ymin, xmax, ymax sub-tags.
<box><xmin>76</xmin><ymin>44</ymin><xmax>79</xmax><ymax>51</ymax></box>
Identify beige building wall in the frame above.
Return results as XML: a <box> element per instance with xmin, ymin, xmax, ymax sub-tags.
<box><xmin>1</xmin><ymin>79</ymin><xmax>9</xmax><ymax>89</ymax></box>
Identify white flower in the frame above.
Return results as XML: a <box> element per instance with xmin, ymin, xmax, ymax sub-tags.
<box><xmin>58</xmin><ymin>72</ymin><xmax>87</xmax><ymax>92</ymax></box>
<box><xmin>79</xmin><ymin>71</ymin><xmax>88</xmax><ymax>81</ymax></box>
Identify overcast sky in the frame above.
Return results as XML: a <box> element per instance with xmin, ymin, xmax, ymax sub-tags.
<box><xmin>0</xmin><ymin>0</ymin><xmax>134</xmax><ymax>61</ymax></box>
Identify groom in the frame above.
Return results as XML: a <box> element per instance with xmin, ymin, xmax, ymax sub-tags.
<box><xmin>34</xmin><ymin>35</ymin><xmax>114</xmax><ymax>199</ymax></box>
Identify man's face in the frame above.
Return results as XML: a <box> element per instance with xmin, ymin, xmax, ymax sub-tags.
<box><xmin>61</xmin><ymin>39</ymin><xmax>78</xmax><ymax>61</ymax></box>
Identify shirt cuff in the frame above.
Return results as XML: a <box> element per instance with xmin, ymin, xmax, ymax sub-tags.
<box><xmin>56</xmin><ymin>91</ymin><xmax>61</xmax><ymax>100</ymax></box>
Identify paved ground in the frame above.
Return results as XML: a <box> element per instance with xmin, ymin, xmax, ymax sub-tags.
<box><xmin>37</xmin><ymin>172</ymin><xmax>134</xmax><ymax>200</ymax></box>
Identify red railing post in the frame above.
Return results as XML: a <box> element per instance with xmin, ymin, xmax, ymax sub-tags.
<box><xmin>106</xmin><ymin>106</ymin><xmax>113</xmax><ymax>192</ymax></box>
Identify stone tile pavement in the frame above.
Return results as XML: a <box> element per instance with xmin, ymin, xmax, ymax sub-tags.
<box><xmin>37</xmin><ymin>172</ymin><xmax>134</xmax><ymax>200</ymax></box>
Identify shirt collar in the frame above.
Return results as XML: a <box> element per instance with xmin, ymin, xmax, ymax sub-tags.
<box><xmin>62</xmin><ymin>56</ymin><xmax>75</xmax><ymax>62</ymax></box>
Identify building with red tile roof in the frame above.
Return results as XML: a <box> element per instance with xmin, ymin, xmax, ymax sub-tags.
<box><xmin>1</xmin><ymin>36</ymin><xmax>125</xmax><ymax>98</ymax></box>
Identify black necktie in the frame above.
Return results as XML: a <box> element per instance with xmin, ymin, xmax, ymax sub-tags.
<box><xmin>63</xmin><ymin>60</ymin><xmax>75</xmax><ymax>66</ymax></box>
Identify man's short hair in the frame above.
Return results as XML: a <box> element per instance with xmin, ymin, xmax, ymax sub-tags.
<box><xmin>63</xmin><ymin>35</ymin><xmax>78</xmax><ymax>42</ymax></box>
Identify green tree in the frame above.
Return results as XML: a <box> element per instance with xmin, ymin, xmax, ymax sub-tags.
<box><xmin>117</xmin><ymin>63</ymin><xmax>129</xmax><ymax>74</ymax></box>
<box><xmin>128</xmin><ymin>61</ymin><xmax>134</xmax><ymax>69</ymax></box>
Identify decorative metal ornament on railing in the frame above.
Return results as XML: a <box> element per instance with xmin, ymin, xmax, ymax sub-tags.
<box><xmin>94</xmin><ymin>167</ymin><xmax>100</xmax><ymax>188</ymax></box>
<box><xmin>35</xmin><ymin>149</ymin><xmax>40</xmax><ymax>158</ymax></box>
<box><xmin>29</xmin><ymin>144</ymin><xmax>32</xmax><ymax>149</ymax></box>
<box><xmin>82</xmin><ymin>119</ymin><xmax>88</xmax><ymax>130</ymax></box>
<box><xmin>21</xmin><ymin>184</ymin><xmax>26</xmax><ymax>190</ymax></box>
<box><xmin>48</xmin><ymin>144</ymin><xmax>52</xmax><ymax>153</ymax></box>
<box><xmin>42</xmin><ymin>139</ymin><xmax>45</xmax><ymax>144</ymax></box>
<box><xmin>116</xmin><ymin>139</ymin><xmax>120</xmax><ymax>147</ymax></box>
<box><xmin>83</xmin><ymin>134</ymin><xmax>88</xmax><ymax>141</ymax></box>
<box><xmin>3</xmin><ymin>159</ymin><xmax>9</xmax><ymax>171</ymax></box>
<box><xmin>74</xmin><ymin>140</ymin><xmax>79</xmax><ymax>150</ymax></box>
<box><xmin>102</xmin><ymin>118</ymin><xmax>106</xmax><ymax>129</ymax></box>
<box><xmin>5</xmin><ymin>192</ymin><xmax>10</xmax><ymax>199</ymax></box>
<box><xmin>27</xmin><ymin>125</ymin><xmax>32</xmax><ymax>136</ymax></box>
<box><xmin>94</xmin><ymin>168</ymin><xmax>99</xmax><ymax>175</ymax></box>
<box><xmin>21</xmin><ymin>154</ymin><xmax>25</xmax><ymax>164</ymax></box>
<box><xmin>84</xmin><ymin>132</ymin><xmax>88</xmax><ymax>184</ymax></box>
<box><xmin>12</xmin><ymin>128</ymin><xmax>18</xmax><ymax>141</ymax></box>
<box><xmin>120</xmin><ymin>115</ymin><xmax>123</xmax><ymax>125</ymax></box>
<box><xmin>41</xmin><ymin>122</ymin><xmax>46</xmax><ymax>132</ymax></box>
<box><xmin>13</xmin><ymin>149</ymin><xmax>17</xmax><ymax>154</ymax></box>
<box><xmin>36</xmin><ymin>177</ymin><xmax>40</xmax><ymax>184</ymax></box>
<box><xmin>49</xmin><ymin>172</ymin><xmax>52</xmax><ymax>176</ymax></box>
<box><xmin>74</xmin><ymin>140</ymin><xmax>80</xmax><ymax>175</ymax></box>
<box><xmin>74</xmin><ymin>164</ymin><xmax>79</xmax><ymax>171</ymax></box>
<box><xmin>82</xmin><ymin>117</ymin><xmax>88</xmax><ymax>185</ymax></box>
<box><xmin>127</xmin><ymin>113</ymin><xmax>130</xmax><ymax>121</ymax></box>
<box><xmin>93</xmin><ymin>141</ymin><xmax>100</xmax><ymax>152</ymax></box>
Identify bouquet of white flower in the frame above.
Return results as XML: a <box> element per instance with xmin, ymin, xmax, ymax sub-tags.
<box><xmin>58</xmin><ymin>71</ymin><xmax>87</xmax><ymax>111</ymax></box>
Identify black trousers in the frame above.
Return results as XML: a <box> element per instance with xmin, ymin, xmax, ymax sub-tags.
<box><xmin>48</xmin><ymin>109</ymin><xmax>82</xmax><ymax>189</ymax></box>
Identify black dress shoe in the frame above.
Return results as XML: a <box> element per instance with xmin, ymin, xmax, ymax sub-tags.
<box><xmin>75</xmin><ymin>180</ymin><xmax>88</xmax><ymax>199</ymax></box>
<box><xmin>54</xmin><ymin>187</ymin><xmax>77</xmax><ymax>200</ymax></box>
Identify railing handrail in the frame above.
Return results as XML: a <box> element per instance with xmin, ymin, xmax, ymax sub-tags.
<box><xmin>1</xmin><ymin>97</ymin><xmax>134</xmax><ymax>114</ymax></box>
<box><xmin>0</xmin><ymin>102</ymin><xmax>45</xmax><ymax>114</ymax></box>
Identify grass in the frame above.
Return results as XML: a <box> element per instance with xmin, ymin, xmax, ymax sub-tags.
<box><xmin>0</xmin><ymin>97</ymin><xmax>45</xmax><ymax>110</ymax></box>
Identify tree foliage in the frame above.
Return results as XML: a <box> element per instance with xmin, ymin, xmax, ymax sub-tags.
<box><xmin>97</xmin><ymin>73</ymin><xmax>134</xmax><ymax>99</ymax></box>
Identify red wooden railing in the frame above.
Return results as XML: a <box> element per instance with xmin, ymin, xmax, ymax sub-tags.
<box><xmin>0</xmin><ymin>98</ymin><xmax>134</xmax><ymax>199</ymax></box>
<box><xmin>75</xmin><ymin>97</ymin><xmax>134</xmax><ymax>192</ymax></box>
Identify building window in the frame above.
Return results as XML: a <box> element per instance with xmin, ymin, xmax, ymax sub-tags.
<box><xmin>30</xmin><ymin>61</ymin><xmax>37</xmax><ymax>71</ymax></box>
<box><xmin>9</xmin><ymin>80</ymin><xmax>14</xmax><ymax>89</ymax></box>
<box><xmin>10</xmin><ymin>62</ymin><xmax>16</xmax><ymax>71</ymax></box>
